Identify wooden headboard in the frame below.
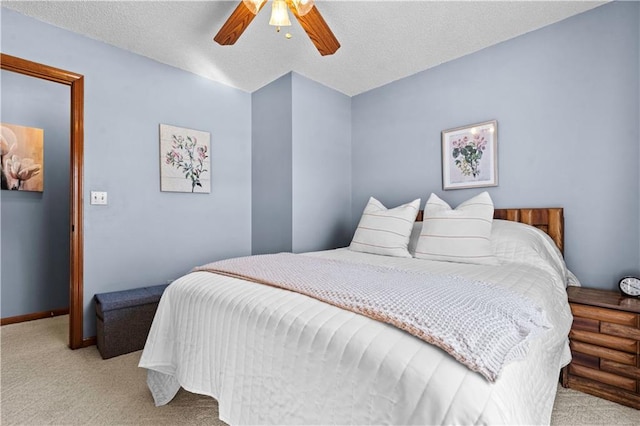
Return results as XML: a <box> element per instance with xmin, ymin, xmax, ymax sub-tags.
<box><xmin>415</xmin><ymin>208</ymin><xmax>564</xmax><ymax>254</ymax></box>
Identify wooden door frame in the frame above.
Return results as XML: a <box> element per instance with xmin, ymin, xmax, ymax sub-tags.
<box><xmin>1</xmin><ymin>53</ymin><xmax>86</xmax><ymax>349</ymax></box>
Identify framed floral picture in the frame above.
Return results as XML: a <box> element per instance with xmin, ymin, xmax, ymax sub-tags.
<box><xmin>441</xmin><ymin>120</ymin><xmax>498</xmax><ymax>190</ymax></box>
<box><xmin>160</xmin><ymin>124</ymin><xmax>210</xmax><ymax>193</ymax></box>
<box><xmin>1</xmin><ymin>123</ymin><xmax>44</xmax><ymax>192</ymax></box>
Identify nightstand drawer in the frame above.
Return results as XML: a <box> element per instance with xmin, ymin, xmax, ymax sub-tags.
<box><xmin>567</xmin><ymin>375</ymin><xmax>640</xmax><ymax>409</ymax></box>
<box><xmin>600</xmin><ymin>359</ymin><xmax>640</xmax><ymax>380</ymax></box>
<box><xmin>601</xmin><ymin>322</ymin><xmax>640</xmax><ymax>341</ymax></box>
<box><xmin>570</xmin><ymin>340</ymin><xmax>636</xmax><ymax>365</ymax></box>
<box><xmin>573</xmin><ymin>316</ymin><xmax>599</xmax><ymax>332</ymax></box>
<box><xmin>569</xmin><ymin>329</ymin><xmax>637</xmax><ymax>353</ymax></box>
<box><xmin>571</xmin><ymin>304</ymin><xmax>637</xmax><ymax>326</ymax></box>
<box><xmin>572</xmin><ymin>351</ymin><xmax>600</xmax><ymax>369</ymax></box>
<box><xmin>569</xmin><ymin>364</ymin><xmax>636</xmax><ymax>391</ymax></box>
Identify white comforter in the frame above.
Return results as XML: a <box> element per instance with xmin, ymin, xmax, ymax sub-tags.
<box><xmin>139</xmin><ymin>249</ymin><xmax>573</xmax><ymax>425</ymax></box>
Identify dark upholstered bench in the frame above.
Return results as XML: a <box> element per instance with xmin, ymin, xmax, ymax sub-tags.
<box><xmin>95</xmin><ymin>284</ymin><xmax>169</xmax><ymax>359</ymax></box>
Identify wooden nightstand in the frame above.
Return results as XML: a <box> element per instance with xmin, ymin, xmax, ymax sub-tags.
<box><xmin>563</xmin><ymin>286</ymin><xmax>640</xmax><ymax>409</ymax></box>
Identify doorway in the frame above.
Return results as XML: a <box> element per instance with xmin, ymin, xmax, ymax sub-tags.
<box><xmin>1</xmin><ymin>53</ymin><xmax>85</xmax><ymax>349</ymax></box>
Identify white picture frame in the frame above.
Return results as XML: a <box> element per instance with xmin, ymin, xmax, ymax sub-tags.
<box><xmin>441</xmin><ymin>120</ymin><xmax>498</xmax><ymax>190</ymax></box>
<box><xmin>160</xmin><ymin>124</ymin><xmax>211</xmax><ymax>193</ymax></box>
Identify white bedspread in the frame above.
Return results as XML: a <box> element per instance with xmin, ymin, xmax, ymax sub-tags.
<box><xmin>139</xmin><ymin>249</ymin><xmax>573</xmax><ymax>425</ymax></box>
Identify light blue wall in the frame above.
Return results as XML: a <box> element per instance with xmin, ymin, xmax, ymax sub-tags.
<box><xmin>251</xmin><ymin>73</ymin><xmax>293</xmax><ymax>255</ymax></box>
<box><xmin>252</xmin><ymin>72</ymin><xmax>352</xmax><ymax>254</ymax></box>
<box><xmin>1</xmin><ymin>71</ymin><xmax>70</xmax><ymax>317</ymax></box>
<box><xmin>1</xmin><ymin>8</ymin><xmax>252</xmax><ymax>337</ymax></box>
<box><xmin>292</xmin><ymin>73</ymin><xmax>352</xmax><ymax>252</ymax></box>
<box><xmin>352</xmin><ymin>1</ymin><xmax>640</xmax><ymax>290</ymax></box>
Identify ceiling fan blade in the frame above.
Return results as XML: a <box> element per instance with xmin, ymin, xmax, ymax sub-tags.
<box><xmin>214</xmin><ymin>1</ymin><xmax>266</xmax><ymax>46</ymax></box>
<box><xmin>286</xmin><ymin>2</ymin><xmax>340</xmax><ymax>56</ymax></box>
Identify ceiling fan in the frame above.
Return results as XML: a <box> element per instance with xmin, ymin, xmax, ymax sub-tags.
<box><xmin>214</xmin><ymin>0</ymin><xmax>340</xmax><ymax>56</ymax></box>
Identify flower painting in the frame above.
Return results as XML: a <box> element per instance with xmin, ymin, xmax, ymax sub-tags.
<box><xmin>441</xmin><ymin>120</ymin><xmax>497</xmax><ymax>190</ymax></box>
<box><xmin>1</xmin><ymin>123</ymin><xmax>44</xmax><ymax>192</ymax></box>
<box><xmin>160</xmin><ymin>124</ymin><xmax>210</xmax><ymax>193</ymax></box>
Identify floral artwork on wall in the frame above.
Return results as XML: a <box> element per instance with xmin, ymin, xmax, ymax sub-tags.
<box><xmin>0</xmin><ymin>123</ymin><xmax>44</xmax><ymax>192</ymax></box>
<box><xmin>160</xmin><ymin>124</ymin><xmax>210</xmax><ymax>193</ymax></box>
<box><xmin>441</xmin><ymin>120</ymin><xmax>498</xmax><ymax>190</ymax></box>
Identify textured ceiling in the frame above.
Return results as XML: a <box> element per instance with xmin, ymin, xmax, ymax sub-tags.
<box><xmin>2</xmin><ymin>1</ymin><xmax>606</xmax><ymax>96</ymax></box>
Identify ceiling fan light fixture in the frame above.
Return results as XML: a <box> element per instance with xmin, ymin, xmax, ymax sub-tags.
<box><xmin>291</xmin><ymin>0</ymin><xmax>314</xmax><ymax>16</ymax></box>
<box><xmin>215</xmin><ymin>0</ymin><xmax>340</xmax><ymax>55</ymax></box>
<box><xmin>269</xmin><ymin>0</ymin><xmax>291</xmax><ymax>28</ymax></box>
<box><xmin>242</xmin><ymin>0</ymin><xmax>266</xmax><ymax>15</ymax></box>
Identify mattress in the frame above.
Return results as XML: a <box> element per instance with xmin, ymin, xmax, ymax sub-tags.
<box><xmin>139</xmin><ymin>248</ymin><xmax>573</xmax><ymax>425</ymax></box>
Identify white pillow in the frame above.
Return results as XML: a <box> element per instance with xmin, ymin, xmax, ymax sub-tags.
<box><xmin>491</xmin><ymin>219</ymin><xmax>573</xmax><ymax>286</ymax></box>
<box><xmin>349</xmin><ymin>197</ymin><xmax>420</xmax><ymax>258</ymax></box>
<box><xmin>414</xmin><ymin>192</ymin><xmax>498</xmax><ymax>265</ymax></box>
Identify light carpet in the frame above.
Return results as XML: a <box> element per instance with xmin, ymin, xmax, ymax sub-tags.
<box><xmin>1</xmin><ymin>316</ymin><xmax>637</xmax><ymax>425</ymax></box>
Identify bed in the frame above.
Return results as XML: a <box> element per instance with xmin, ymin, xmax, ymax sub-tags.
<box><xmin>139</xmin><ymin>198</ymin><xmax>575</xmax><ymax>425</ymax></box>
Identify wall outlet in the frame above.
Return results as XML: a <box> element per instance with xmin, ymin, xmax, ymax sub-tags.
<box><xmin>90</xmin><ymin>191</ymin><xmax>108</xmax><ymax>205</ymax></box>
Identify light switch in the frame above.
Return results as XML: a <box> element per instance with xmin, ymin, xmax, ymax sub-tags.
<box><xmin>90</xmin><ymin>191</ymin><xmax>108</xmax><ymax>205</ymax></box>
